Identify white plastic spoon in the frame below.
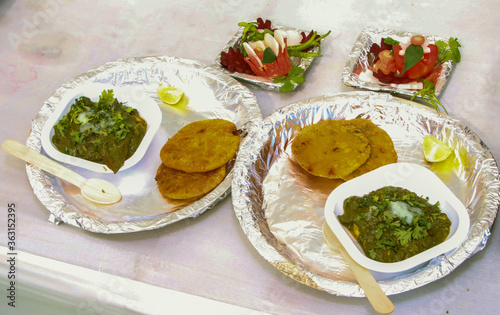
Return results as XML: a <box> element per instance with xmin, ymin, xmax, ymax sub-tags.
<box><xmin>2</xmin><ymin>140</ymin><xmax>121</xmax><ymax>205</ymax></box>
<box><xmin>322</xmin><ymin>222</ymin><xmax>394</xmax><ymax>314</ymax></box>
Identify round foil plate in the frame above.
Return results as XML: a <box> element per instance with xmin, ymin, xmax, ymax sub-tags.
<box><xmin>231</xmin><ymin>91</ymin><xmax>500</xmax><ymax>296</ymax></box>
<box><xmin>27</xmin><ymin>56</ymin><xmax>262</xmax><ymax>234</ymax></box>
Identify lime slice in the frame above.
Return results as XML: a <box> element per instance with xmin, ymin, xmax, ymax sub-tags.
<box><xmin>423</xmin><ymin>135</ymin><xmax>452</xmax><ymax>162</ymax></box>
<box><xmin>157</xmin><ymin>85</ymin><xmax>184</xmax><ymax>105</ymax></box>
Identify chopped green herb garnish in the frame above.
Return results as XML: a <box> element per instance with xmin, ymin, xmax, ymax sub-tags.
<box><xmin>273</xmin><ymin>66</ymin><xmax>306</xmax><ymax>92</ymax></box>
<box><xmin>436</xmin><ymin>37</ymin><xmax>462</xmax><ymax>63</ymax></box>
<box><xmin>411</xmin><ymin>78</ymin><xmax>448</xmax><ymax>114</ymax></box>
<box><xmin>384</xmin><ymin>37</ymin><xmax>400</xmax><ymax>46</ymax></box>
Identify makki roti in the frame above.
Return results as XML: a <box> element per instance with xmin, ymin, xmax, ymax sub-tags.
<box><xmin>291</xmin><ymin>119</ymin><xmax>371</xmax><ymax>179</ymax></box>
<box><xmin>341</xmin><ymin>118</ymin><xmax>398</xmax><ymax>180</ymax></box>
<box><xmin>160</xmin><ymin>119</ymin><xmax>240</xmax><ymax>173</ymax></box>
<box><xmin>155</xmin><ymin>163</ymin><xmax>226</xmax><ymax>199</ymax></box>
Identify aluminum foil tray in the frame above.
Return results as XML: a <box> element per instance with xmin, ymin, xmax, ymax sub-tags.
<box><xmin>27</xmin><ymin>56</ymin><xmax>262</xmax><ymax>234</ymax></box>
<box><xmin>341</xmin><ymin>27</ymin><xmax>456</xmax><ymax>98</ymax></box>
<box><xmin>213</xmin><ymin>22</ymin><xmax>324</xmax><ymax>92</ymax></box>
<box><xmin>231</xmin><ymin>91</ymin><xmax>499</xmax><ymax>296</ymax></box>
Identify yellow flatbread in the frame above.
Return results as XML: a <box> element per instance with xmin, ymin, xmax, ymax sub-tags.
<box><xmin>341</xmin><ymin>119</ymin><xmax>398</xmax><ymax>180</ymax></box>
<box><xmin>155</xmin><ymin>163</ymin><xmax>226</xmax><ymax>200</ymax></box>
<box><xmin>160</xmin><ymin>119</ymin><xmax>240</xmax><ymax>173</ymax></box>
<box><xmin>291</xmin><ymin>120</ymin><xmax>371</xmax><ymax>179</ymax></box>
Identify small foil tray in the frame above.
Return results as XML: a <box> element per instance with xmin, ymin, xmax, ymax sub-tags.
<box><xmin>341</xmin><ymin>27</ymin><xmax>456</xmax><ymax>98</ymax></box>
<box><xmin>231</xmin><ymin>91</ymin><xmax>500</xmax><ymax>296</ymax></box>
<box><xmin>213</xmin><ymin>22</ymin><xmax>323</xmax><ymax>92</ymax></box>
<box><xmin>27</xmin><ymin>56</ymin><xmax>262</xmax><ymax>234</ymax></box>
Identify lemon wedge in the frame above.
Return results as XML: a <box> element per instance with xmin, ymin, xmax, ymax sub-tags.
<box><xmin>423</xmin><ymin>135</ymin><xmax>452</xmax><ymax>162</ymax></box>
<box><xmin>157</xmin><ymin>85</ymin><xmax>184</xmax><ymax>105</ymax></box>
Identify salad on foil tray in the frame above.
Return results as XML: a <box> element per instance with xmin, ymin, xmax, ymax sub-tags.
<box><xmin>351</xmin><ymin>32</ymin><xmax>462</xmax><ymax>113</ymax></box>
<box><xmin>220</xmin><ymin>17</ymin><xmax>330</xmax><ymax>92</ymax></box>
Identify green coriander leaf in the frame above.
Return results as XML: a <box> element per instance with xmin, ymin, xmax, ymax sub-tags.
<box><xmin>279</xmin><ymin>81</ymin><xmax>295</xmax><ymax>93</ymax></box>
<box><xmin>411</xmin><ymin>78</ymin><xmax>448</xmax><ymax>113</ymax></box>
<box><xmin>412</xmin><ymin>225</ymin><xmax>428</xmax><ymax>240</ymax></box>
<box><xmin>70</xmin><ymin>131</ymin><xmax>84</xmax><ymax>144</ymax></box>
<box><xmin>369</xmin><ymin>250</ymin><xmax>377</xmax><ymax>259</ymax></box>
<box><xmin>449</xmin><ymin>37</ymin><xmax>461</xmax><ymax>63</ymax></box>
<box><xmin>402</xmin><ymin>44</ymin><xmax>424</xmax><ymax>74</ymax></box>
<box><xmin>273</xmin><ymin>76</ymin><xmax>286</xmax><ymax>83</ymax></box>
<box><xmin>383</xmin><ymin>210</ymin><xmax>397</xmax><ymax>222</ymax></box>
<box><xmin>289</xmin><ymin>66</ymin><xmax>305</xmax><ymax>76</ymax></box>
<box><xmin>290</xmin><ymin>75</ymin><xmax>306</xmax><ymax>84</ymax></box>
<box><xmin>394</xmin><ymin>228</ymin><xmax>412</xmax><ymax>246</ymax></box>
<box><xmin>384</xmin><ymin>37</ymin><xmax>400</xmax><ymax>46</ymax></box>
<box><xmin>273</xmin><ymin>76</ymin><xmax>287</xmax><ymax>84</ymax></box>
<box><xmin>356</xmin><ymin>213</ymin><xmax>367</xmax><ymax>220</ymax></box>
<box><xmin>99</xmin><ymin>90</ymin><xmax>115</xmax><ymax>110</ymax></box>
<box><xmin>435</xmin><ymin>40</ymin><xmax>448</xmax><ymax>62</ymax></box>
<box><xmin>375</xmin><ymin>238</ymin><xmax>396</xmax><ymax>250</ymax></box>
<box><xmin>436</xmin><ymin>38</ymin><xmax>462</xmax><ymax>63</ymax></box>
<box><xmin>273</xmin><ymin>66</ymin><xmax>307</xmax><ymax>93</ymax></box>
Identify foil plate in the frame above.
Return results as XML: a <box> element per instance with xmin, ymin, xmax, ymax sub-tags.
<box><xmin>232</xmin><ymin>91</ymin><xmax>500</xmax><ymax>296</ymax></box>
<box><xmin>212</xmin><ymin>22</ymin><xmax>324</xmax><ymax>92</ymax></box>
<box><xmin>341</xmin><ymin>27</ymin><xmax>455</xmax><ymax>98</ymax></box>
<box><xmin>27</xmin><ymin>56</ymin><xmax>262</xmax><ymax>234</ymax></box>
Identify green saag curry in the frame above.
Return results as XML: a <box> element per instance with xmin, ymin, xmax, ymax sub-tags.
<box><xmin>52</xmin><ymin>89</ymin><xmax>147</xmax><ymax>173</ymax></box>
<box><xmin>338</xmin><ymin>186</ymin><xmax>451</xmax><ymax>263</ymax></box>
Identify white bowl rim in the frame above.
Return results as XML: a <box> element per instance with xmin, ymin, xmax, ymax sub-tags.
<box><xmin>324</xmin><ymin>162</ymin><xmax>470</xmax><ymax>273</ymax></box>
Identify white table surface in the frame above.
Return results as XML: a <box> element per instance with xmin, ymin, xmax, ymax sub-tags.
<box><xmin>1</xmin><ymin>1</ymin><xmax>499</xmax><ymax>314</ymax></box>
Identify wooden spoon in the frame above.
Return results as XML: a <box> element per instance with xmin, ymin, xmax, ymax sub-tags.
<box><xmin>2</xmin><ymin>140</ymin><xmax>121</xmax><ymax>205</ymax></box>
<box><xmin>322</xmin><ymin>222</ymin><xmax>394</xmax><ymax>314</ymax></box>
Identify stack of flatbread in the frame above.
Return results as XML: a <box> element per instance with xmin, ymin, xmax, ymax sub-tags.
<box><xmin>155</xmin><ymin>119</ymin><xmax>240</xmax><ymax>200</ymax></box>
<box><xmin>291</xmin><ymin>118</ymin><xmax>397</xmax><ymax>180</ymax></box>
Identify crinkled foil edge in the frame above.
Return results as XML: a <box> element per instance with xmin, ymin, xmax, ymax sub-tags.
<box><xmin>232</xmin><ymin>91</ymin><xmax>500</xmax><ymax>296</ymax></box>
<box><xmin>27</xmin><ymin>55</ymin><xmax>262</xmax><ymax>234</ymax></box>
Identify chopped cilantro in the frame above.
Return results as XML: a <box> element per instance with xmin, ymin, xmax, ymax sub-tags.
<box><xmin>273</xmin><ymin>66</ymin><xmax>306</xmax><ymax>92</ymax></box>
<box><xmin>436</xmin><ymin>37</ymin><xmax>462</xmax><ymax>63</ymax></box>
<box><xmin>70</xmin><ymin>131</ymin><xmax>84</xmax><ymax>144</ymax></box>
<box><xmin>411</xmin><ymin>78</ymin><xmax>448</xmax><ymax>113</ymax></box>
<box><xmin>394</xmin><ymin>228</ymin><xmax>413</xmax><ymax>246</ymax></box>
<box><xmin>384</xmin><ymin>37</ymin><xmax>400</xmax><ymax>46</ymax></box>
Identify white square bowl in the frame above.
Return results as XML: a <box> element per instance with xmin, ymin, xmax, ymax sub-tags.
<box><xmin>41</xmin><ymin>83</ymin><xmax>162</xmax><ymax>173</ymax></box>
<box><xmin>324</xmin><ymin>162</ymin><xmax>470</xmax><ymax>273</ymax></box>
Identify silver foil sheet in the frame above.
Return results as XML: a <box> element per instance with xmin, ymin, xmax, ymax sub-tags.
<box><xmin>341</xmin><ymin>27</ymin><xmax>455</xmax><ymax>98</ymax></box>
<box><xmin>27</xmin><ymin>56</ymin><xmax>262</xmax><ymax>233</ymax></box>
<box><xmin>212</xmin><ymin>22</ymin><xmax>324</xmax><ymax>92</ymax></box>
<box><xmin>231</xmin><ymin>91</ymin><xmax>500</xmax><ymax>296</ymax></box>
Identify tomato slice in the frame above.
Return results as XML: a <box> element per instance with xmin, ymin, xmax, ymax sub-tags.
<box><xmin>426</xmin><ymin>65</ymin><xmax>443</xmax><ymax>85</ymax></box>
<box><xmin>244</xmin><ymin>46</ymin><xmax>292</xmax><ymax>78</ymax></box>
<box><xmin>403</xmin><ymin>44</ymin><xmax>438</xmax><ymax>79</ymax></box>
<box><xmin>393</xmin><ymin>44</ymin><xmax>438</xmax><ymax>79</ymax></box>
<box><xmin>393</xmin><ymin>45</ymin><xmax>405</xmax><ymax>72</ymax></box>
